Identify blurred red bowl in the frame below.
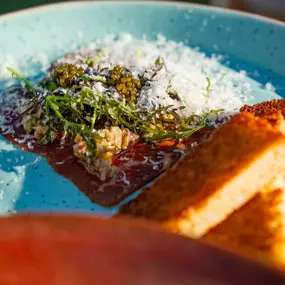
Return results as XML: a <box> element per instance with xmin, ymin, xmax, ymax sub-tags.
<box><xmin>0</xmin><ymin>214</ymin><xmax>284</xmax><ymax>285</ymax></box>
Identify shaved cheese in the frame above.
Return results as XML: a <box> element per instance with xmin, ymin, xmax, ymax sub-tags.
<box><xmin>86</xmin><ymin>33</ymin><xmax>253</xmax><ymax>120</ymax></box>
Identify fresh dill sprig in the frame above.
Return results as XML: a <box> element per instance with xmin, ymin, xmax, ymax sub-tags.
<box><xmin>143</xmin><ymin>126</ymin><xmax>203</xmax><ymax>142</ymax></box>
<box><xmin>45</xmin><ymin>95</ymin><xmax>98</xmax><ymax>155</ymax></box>
<box><xmin>7</xmin><ymin>67</ymin><xmax>36</xmax><ymax>97</ymax></box>
<box><xmin>82</xmin><ymin>75</ymin><xmax>107</xmax><ymax>83</ymax></box>
<box><xmin>44</xmin><ymin>87</ymin><xmax>223</xmax><ymax>147</ymax></box>
<box><xmin>206</xmin><ymin>77</ymin><xmax>211</xmax><ymax>91</ymax></box>
<box><xmin>203</xmin><ymin>77</ymin><xmax>211</xmax><ymax>103</ymax></box>
<box><xmin>143</xmin><ymin>108</ymin><xmax>222</xmax><ymax>143</ymax></box>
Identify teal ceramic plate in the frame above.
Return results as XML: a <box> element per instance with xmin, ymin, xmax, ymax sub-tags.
<box><xmin>0</xmin><ymin>1</ymin><xmax>285</xmax><ymax>215</ymax></box>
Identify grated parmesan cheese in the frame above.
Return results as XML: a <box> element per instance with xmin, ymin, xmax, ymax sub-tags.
<box><xmin>265</xmin><ymin>82</ymin><xmax>276</xmax><ymax>92</ymax></box>
<box><xmin>86</xmin><ymin>33</ymin><xmax>253</xmax><ymax>120</ymax></box>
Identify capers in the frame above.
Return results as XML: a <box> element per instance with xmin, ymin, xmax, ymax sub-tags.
<box><xmin>109</xmin><ymin>65</ymin><xmax>141</xmax><ymax>101</ymax></box>
<box><xmin>54</xmin><ymin>63</ymin><xmax>84</xmax><ymax>88</ymax></box>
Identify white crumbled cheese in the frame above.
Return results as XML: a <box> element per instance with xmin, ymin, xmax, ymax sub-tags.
<box><xmin>191</xmin><ymin>142</ymin><xmax>198</xmax><ymax>148</ymax></box>
<box><xmin>265</xmin><ymin>82</ymin><xmax>276</xmax><ymax>92</ymax></box>
<box><xmin>0</xmin><ymin>89</ymin><xmax>20</xmax><ymax>135</ymax></box>
<box><xmin>0</xmin><ymin>55</ymin><xmax>20</xmax><ymax>79</ymax></box>
<box><xmin>27</xmin><ymin>141</ymin><xmax>34</xmax><ymax>150</ymax></box>
<box><xmin>30</xmin><ymin>53</ymin><xmax>50</xmax><ymax>73</ymax></box>
<box><xmin>84</xmin><ymin>33</ymin><xmax>255</xmax><ymax>120</ymax></box>
<box><xmin>14</xmin><ymin>134</ymin><xmax>34</xmax><ymax>144</ymax></box>
<box><xmin>0</xmin><ymin>53</ymin><xmax>49</xmax><ymax>80</ymax></box>
<box><xmin>239</xmin><ymin>70</ymin><xmax>247</xmax><ymax>77</ymax></box>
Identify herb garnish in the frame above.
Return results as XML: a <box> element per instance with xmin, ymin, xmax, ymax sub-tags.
<box><xmin>8</xmin><ymin>61</ymin><xmax>222</xmax><ymax>156</ymax></box>
<box><xmin>7</xmin><ymin>67</ymin><xmax>36</xmax><ymax>97</ymax></box>
<box><xmin>83</xmin><ymin>50</ymin><xmax>105</xmax><ymax>66</ymax></box>
<box><xmin>203</xmin><ymin>77</ymin><xmax>211</xmax><ymax>103</ymax></box>
<box><xmin>166</xmin><ymin>75</ymin><xmax>180</xmax><ymax>101</ymax></box>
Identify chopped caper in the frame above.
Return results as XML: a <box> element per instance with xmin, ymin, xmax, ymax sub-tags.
<box><xmin>54</xmin><ymin>63</ymin><xmax>84</xmax><ymax>88</ymax></box>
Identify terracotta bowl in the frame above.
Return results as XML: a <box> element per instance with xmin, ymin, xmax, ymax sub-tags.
<box><xmin>0</xmin><ymin>214</ymin><xmax>284</xmax><ymax>285</ymax></box>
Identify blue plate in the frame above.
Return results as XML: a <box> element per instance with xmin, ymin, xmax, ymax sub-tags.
<box><xmin>0</xmin><ymin>1</ymin><xmax>285</xmax><ymax>215</ymax></box>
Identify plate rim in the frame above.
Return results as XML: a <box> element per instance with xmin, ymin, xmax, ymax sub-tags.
<box><xmin>0</xmin><ymin>0</ymin><xmax>284</xmax><ymax>28</ymax></box>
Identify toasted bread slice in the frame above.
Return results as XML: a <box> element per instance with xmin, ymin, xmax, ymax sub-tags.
<box><xmin>258</xmin><ymin>111</ymin><xmax>285</xmax><ymax>131</ymax></box>
<box><xmin>244</xmin><ymin>110</ymin><xmax>285</xmax><ymax>134</ymax></box>
<box><xmin>119</xmin><ymin>112</ymin><xmax>285</xmax><ymax>238</ymax></box>
<box><xmin>203</xmin><ymin>182</ymin><xmax>285</xmax><ymax>271</ymax></box>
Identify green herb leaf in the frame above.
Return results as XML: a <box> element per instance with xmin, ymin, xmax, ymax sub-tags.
<box><xmin>7</xmin><ymin>67</ymin><xmax>36</xmax><ymax>96</ymax></box>
<box><xmin>82</xmin><ymin>75</ymin><xmax>107</xmax><ymax>83</ymax></box>
<box><xmin>206</xmin><ymin>77</ymin><xmax>211</xmax><ymax>91</ymax></box>
<box><xmin>203</xmin><ymin>77</ymin><xmax>211</xmax><ymax>103</ymax></box>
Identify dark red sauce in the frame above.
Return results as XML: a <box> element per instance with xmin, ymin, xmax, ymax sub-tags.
<box><xmin>0</xmin><ymin>90</ymin><xmax>212</xmax><ymax>207</ymax></box>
